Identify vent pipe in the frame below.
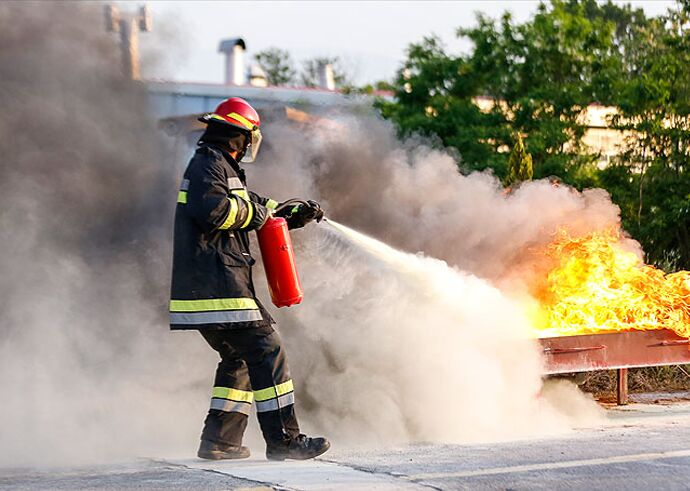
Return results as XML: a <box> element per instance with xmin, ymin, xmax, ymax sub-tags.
<box><xmin>104</xmin><ymin>4</ymin><xmax>152</xmax><ymax>80</ymax></box>
<box><xmin>248</xmin><ymin>64</ymin><xmax>268</xmax><ymax>87</ymax></box>
<box><xmin>219</xmin><ymin>38</ymin><xmax>246</xmax><ymax>86</ymax></box>
<box><xmin>318</xmin><ymin>62</ymin><xmax>335</xmax><ymax>90</ymax></box>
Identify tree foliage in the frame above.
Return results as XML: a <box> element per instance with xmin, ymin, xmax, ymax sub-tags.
<box><xmin>505</xmin><ymin>134</ymin><xmax>534</xmax><ymax>187</ymax></box>
<box><xmin>254</xmin><ymin>48</ymin><xmax>297</xmax><ymax>86</ymax></box>
<box><xmin>603</xmin><ymin>3</ymin><xmax>690</xmax><ymax>270</ymax></box>
<box><xmin>378</xmin><ymin>0</ymin><xmax>636</xmax><ymax>181</ymax></box>
<box><xmin>378</xmin><ymin>0</ymin><xmax>690</xmax><ymax>271</ymax></box>
<box><xmin>253</xmin><ymin>50</ymin><xmax>353</xmax><ymax>89</ymax></box>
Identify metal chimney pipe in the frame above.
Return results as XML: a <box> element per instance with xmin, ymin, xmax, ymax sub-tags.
<box><xmin>318</xmin><ymin>62</ymin><xmax>335</xmax><ymax>91</ymax></box>
<box><xmin>248</xmin><ymin>64</ymin><xmax>268</xmax><ymax>87</ymax></box>
<box><xmin>119</xmin><ymin>18</ymin><xmax>140</xmax><ymax>80</ymax></box>
<box><xmin>218</xmin><ymin>38</ymin><xmax>247</xmax><ymax>86</ymax></box>
<box><xmin>104</xmin><ymin>4</ymin><xmax>152</xmax><ymax>81</ymax></box>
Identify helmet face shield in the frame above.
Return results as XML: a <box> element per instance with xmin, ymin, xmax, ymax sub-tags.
<box><xmin>241</xmin><ymin>128</ymin><xmax>262</xmax><ymax>163</ymax></box>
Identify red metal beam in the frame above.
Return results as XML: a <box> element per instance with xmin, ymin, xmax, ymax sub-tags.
<box><xmin>540</xmin><ymin>329</ymin><xmax>690</xmax><ymax>375</ymax></box>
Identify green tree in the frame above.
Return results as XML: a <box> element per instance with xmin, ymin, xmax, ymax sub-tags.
<box><xmin>254</xmin><ymin>48</ymin><xmax>296</xmax><ymax>85</ymax></box>
<box><xmin>603</xmin><ymin>3</ymin><xmax>690</xmax><ymax>270</ymax></box>
<box><xmin>504</xmin><ymin>134</ymin><xmax>534</xmax><ymax>186</ymax></box>
<box><xmin>347</xmin><ymin>80</ymin><xmax>395</xmax><ymax>95</ymax></box>
<box><xmin>377</xmin><ymin>0</ymin><xmax>639</xmax><ymax>183</ymax></box>
<box><xmin>377</xmin><ymin>35</ymin><xmax>508</xmax><ymax>175</ymax></box>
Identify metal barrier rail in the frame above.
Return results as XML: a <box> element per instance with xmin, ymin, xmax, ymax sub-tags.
<box><xmin>540</xmin><ymin>329</ymin><xmax>690</xmax><ymax>405</ymax></box>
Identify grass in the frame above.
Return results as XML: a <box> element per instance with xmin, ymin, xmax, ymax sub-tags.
<box><xmin>580</xmin><ymin>365</ymin><xmax>690</xmax><ymax>396</ymax></box>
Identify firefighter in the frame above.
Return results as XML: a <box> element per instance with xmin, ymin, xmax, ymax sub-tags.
<box><xmin>170</xmin><ymin>97</ymin><xmax>330</xmax><ymax>461</ymax></box>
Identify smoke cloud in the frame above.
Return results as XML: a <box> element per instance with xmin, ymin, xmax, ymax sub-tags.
<box><xmin>0</xmin><ymin>2</ymin><xmax>212</xmax><ymax>466</ymax></box>
<box><xmin>0</xmin><ymin>1</ymin><xmax>614</xmax><ymax>468</ymax></box>
<box><xmin>253</xmin><ymin>116</ymin><xmax>639</xmax><ymax>290</ymax></box>
<box><xmin>249</xmin><ymin>116</ymin><xmax>616</xmax><ymax>443</ymax></box>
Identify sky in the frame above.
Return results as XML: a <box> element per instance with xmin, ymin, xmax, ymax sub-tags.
<box><xmin>132</xmin><ymin>1</ymin><xmax>677</xmax><ymax>86</ymax></box>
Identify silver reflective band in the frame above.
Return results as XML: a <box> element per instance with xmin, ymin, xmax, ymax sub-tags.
<box><xmin>170</xmin><ymin>310</ymin><xmax>263</xmax><ymax>325</ymax></box>
<box><xmin>255</xmin><ymin>392</ymin><xmax>295</xmax><ymax>413</ymax></box>
<box><xmin>210</xmin><ymin>398</ymin><xmax>252</xmax><ymax>415</ymax></box>
<box><xmin>227</xmin><ymin>177</ymin><xmax>243</xmax><ymax>189</ymax></box>
<box><xmin>180</xmin><ymin>179</ymin><xmax>190</xmax><ymax>191</ymax></box>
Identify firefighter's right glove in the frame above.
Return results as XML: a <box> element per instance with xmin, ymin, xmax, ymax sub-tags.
<box><xmin>275</xmin><ymin>200</ymin><xmax>324</xmax><ymax>230</ymax></box>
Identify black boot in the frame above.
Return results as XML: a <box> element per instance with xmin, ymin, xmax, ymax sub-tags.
<box><xmin>198</xmin><ymin>439</ymin><xmax>251</xmax><ymax>460</ymax></box>
<box><xmin>266</xmin><ymin>434</ymin><xmax>331</xmax><ymax>461</ymax></box>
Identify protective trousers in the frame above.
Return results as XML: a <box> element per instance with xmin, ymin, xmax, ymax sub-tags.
<box><xmin>200</xmin><ymin>326</ymin><xmax>300</xmax><ymax>446</ymax></box>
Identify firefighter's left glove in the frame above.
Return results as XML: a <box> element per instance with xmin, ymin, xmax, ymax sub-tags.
<box><xmin>276</xmin><ymin>200</ymin><xmax>324</xmax><ymax>230</ymax></box>
<box><xmin>304</xmin><ymin>200</ymin><xmax>325</xmax><ymax>223</ymax></box>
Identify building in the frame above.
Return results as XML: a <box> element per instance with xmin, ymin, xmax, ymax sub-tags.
<box><xmin>473</xmin><ymin>96</ymin><xmax>625</xmax><ymax>167</ymax></box>
<box><xmin>147</xmin><ymin>37</ymin><xmax>381</xmax><ymax>148</ymax></box>
<box><xmin>146</xmin><ymin>36</ymin><xmax>623</xmax><ymax>168</ymax></box>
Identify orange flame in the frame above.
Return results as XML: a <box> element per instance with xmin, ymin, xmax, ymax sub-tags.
<box><xmin>532</xmin><ymin>229</ymin><xmax>690</xmax><ymax>338</ymax></box>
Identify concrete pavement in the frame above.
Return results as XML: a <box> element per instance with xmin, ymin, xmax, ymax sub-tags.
<box><xmin>3</xmin><ymin>400</ymin><xmax>690</xmax><ymax>490</ymax></box>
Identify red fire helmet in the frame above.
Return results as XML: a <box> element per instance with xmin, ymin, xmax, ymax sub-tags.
<box><xmin>199</xmin><ymin>97</ymin><xmax>263</xmax><ymax>162</ymax></box>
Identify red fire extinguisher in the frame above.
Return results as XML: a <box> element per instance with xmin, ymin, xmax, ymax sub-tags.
<box><xmin>257</xmin><ymin>215</ymin><xmax>304</xmax><ymax>307</ymax></box>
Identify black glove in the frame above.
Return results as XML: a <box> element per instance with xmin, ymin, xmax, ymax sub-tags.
<box><xmin>275</xmin><ymin>200</ymin><xmax>324</xmax><ymax>230</ymax></box>
<box><xmin>305</xmin><ymin>200</ymin><xmax>325</xmax><ymax>223</ymax></box>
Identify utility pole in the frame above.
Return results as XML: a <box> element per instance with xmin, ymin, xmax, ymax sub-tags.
<box><xmin>104</xmin><ymin>4</ymin><xmax>152</xmax><ymax>80</ymax></box>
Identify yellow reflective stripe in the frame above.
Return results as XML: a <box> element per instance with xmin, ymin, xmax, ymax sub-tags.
<box><xmin>170</xmin><ymin>298</ymin><xmax>259</xmax><ymax>312</ymax></box>
<box><xmin>231</xmin><ymin>191</ymin><xmax>254</xmax><ymax>228</ymax></box>
<box><xmin>242</xmin><ymin>200</ymin><xmax>254</xmax><ymax>228</ymax></box>
<box><xmin>253</xmin><ymin>380</ymin><xmax>294</xmax><ymax>402</ymax></box>
<box><xmin>227</xmin><ymin>111</ymin><xmax>255</xmax><ymax>130</ymax></box>
<box><xmin>276</xmin><ymin>379</ymin><xmax>294</xmax><ymax>396</ymax></box>
<box><xmin>219</xmin><ymin>197</ymin><xmax>239</xmax><ymax>230</ymax></box>
<box><xmin>177</xmin><ymin>191</ymin><xmax>187</xmax><ymax>204</ymax></box>
<box><xmin>232</xmin><ymin>189</ymin><xmax>249</xmax><ymax>200</ymax></box>
<box><xmin>266</xmin><ymin>199</ymin><xmax>279</xmax><ymax>210</ymax></box>
<box><xmin>212</xmin><ymin>386</ymin><xmax>254</xmax><ymax>403</ymax></box>
<box><xmin>209</xmin><ymin>114</ymin><xmax>226</xmax><ymax>121</ymax></box>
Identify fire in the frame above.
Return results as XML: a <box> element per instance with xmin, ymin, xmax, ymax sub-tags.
<box><xmin>532</xmin><ymin>229</ymin><xmax>690</xmax><ymax>338</ymax></box>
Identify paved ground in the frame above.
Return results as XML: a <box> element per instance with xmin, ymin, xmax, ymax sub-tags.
<box><xmin>4</xmin><ymin>398</ymin><xmax>690</xmax><ymax>490</ymax></box>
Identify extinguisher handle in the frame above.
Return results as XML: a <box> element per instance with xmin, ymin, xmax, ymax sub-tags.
<box><xmin>274</xmin><ymin>198</ymin><xmax>325</xmax><ymax>228</ymax></box>
<box><xmin>273</xmin><ymin>198</ymin><xmax>311</xmax><ymax>214</ymax></box>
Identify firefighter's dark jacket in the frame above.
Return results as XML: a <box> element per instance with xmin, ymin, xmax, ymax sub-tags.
<box><xmin>170</xmin><ymin>144</ymin><xmax>278</xmax><ymax>330</ymax></box>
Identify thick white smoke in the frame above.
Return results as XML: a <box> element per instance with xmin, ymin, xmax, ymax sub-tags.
<box><xmin>0</xmin><ymin>2</ymin><xmax>212</xmax><ymax>466</ymax></box>
<box><xmin>0</xmin><ymin>2</ymin><xmax>615</xmax><ymax>468</ymax></box>
<box><xmin>288</xmin><ymin>219</ymin><xmax>578</xmax><ymax>443</ymax></box>
<box><xmin>247</xmin><ymin>116</ymin><xmax>613</xmax><ymax>444</ymax></box>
